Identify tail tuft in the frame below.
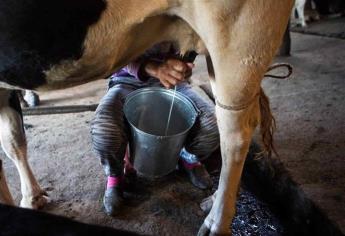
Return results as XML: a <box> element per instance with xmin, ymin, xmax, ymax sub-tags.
<box><xmin>258</xmin><ymin>88</ymin><xmax>278</xmax><ymax>158</ymax></box>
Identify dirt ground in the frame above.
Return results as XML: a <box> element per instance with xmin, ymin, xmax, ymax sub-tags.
<box><xmin>1</xmin><ymin>19</ymin><xmax>345</xmax><ymax>235</ymax></box>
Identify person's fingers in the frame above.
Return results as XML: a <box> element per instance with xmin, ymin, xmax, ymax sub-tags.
<box><xmin>158</xmin><ymin>68</ymin><xmax>180</xmax><ymax>82</ymax></box>
<box><xmin>158</xmin><ymin>74</ymin><xmax>172</xmax><ymax>88</ymax></box>
<box><xmin>158</xmin><ymin>59</ymin><xmax>195</xmax><ymax>85</ymax></box>
<box><xmin>164</xmin><ymin>74</ymin><xmax>178</xmax><ymax>86</ymax></box>
<box><xmin>160</xmin><ymin>80</ymin><xmax>171</xmax><ymax>89</ymax></box>
<box><xmin>167</xmin><ymin>59</ymin><xmax>186</xmax><ymax>72</ymax></box>
<box><xmin>157</xmin><ymin>70</ymin><xmax>177</xmax><ymax>88</ymax></box>
<box><xmin>168</xmin><ymin>70</ymin><xmax>184</xmax><ymax>81</ymax></box>
<box><xmin>186</xmin><ymin>62</ymin><xmax>195</xmax><ymax>69</ymax></box>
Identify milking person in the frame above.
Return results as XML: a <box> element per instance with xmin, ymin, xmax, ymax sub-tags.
<box><xmin>91</xmin><ymin>42</ymin><xmax>220</xmax><ymax>216</ymax></box>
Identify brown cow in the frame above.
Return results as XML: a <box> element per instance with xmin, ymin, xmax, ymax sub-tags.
<box><xmin>0</xmin><ymin>0</ymin><xmax>293</xmax><ymax>235</ymax></box>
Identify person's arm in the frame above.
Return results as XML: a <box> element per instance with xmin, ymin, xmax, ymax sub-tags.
<box><xmin>122</xmin><ymin>43</ymin><xmax>195</xmax><ymax>87</ymax></box>
<box><xmin>120</xmin><ymin>57</ymin><xmax>150</xmax><ymax>81</ymax></box>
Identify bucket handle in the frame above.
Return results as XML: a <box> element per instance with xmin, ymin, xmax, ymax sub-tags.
<box><xmin>181</xmin><ymin>94</ymin><xmax>201</xmax><ymax>116</ymax></box>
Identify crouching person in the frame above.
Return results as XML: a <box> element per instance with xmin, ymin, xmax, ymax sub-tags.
<box><xmin>91</xmin><ymin>42</ymin><xmax>219</xmax><ymax>216</ymax></box>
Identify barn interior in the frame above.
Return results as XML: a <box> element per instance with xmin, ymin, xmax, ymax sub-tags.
<box><xmin>1</xmin><ymin>2</ymin><xmax>344</xmax><ymax>236</ymax></box>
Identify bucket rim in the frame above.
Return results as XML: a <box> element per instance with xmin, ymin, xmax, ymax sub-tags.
<box><xmin>123</xmin><ymin>87</ymin><xmax>198</xmax><ymax>138</ymax></box>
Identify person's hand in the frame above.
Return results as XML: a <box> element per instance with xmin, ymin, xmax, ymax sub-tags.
<box><xmin>144</xmin><ymin>58</ymin><xmax>194</xmax><ymax>88</ymax></box>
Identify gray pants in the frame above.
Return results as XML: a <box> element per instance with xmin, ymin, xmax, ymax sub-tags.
<box><xmin>91</xmin><ymin>77</ymin><xmax>219</xmax><ymax>177</ymax></box>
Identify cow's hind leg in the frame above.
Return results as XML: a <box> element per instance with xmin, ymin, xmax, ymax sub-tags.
<box><xmin>0</xmin><ymin>90</ymin><xmax>47</xmax><ymax>209</ymax></box>
<box><xmin>199</xmin><ymin>93</ymin><xmax>261</xmax><ymax>236</ymax></box>
<box><xmin>181</xmin><ymin>1</ymin><xmax>293</xmax><ymax>235</ymax></box>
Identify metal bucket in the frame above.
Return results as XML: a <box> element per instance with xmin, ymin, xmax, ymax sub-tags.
<box><xmin>123</xmin><ymin>87</ymin><xmax>198</xmax><ymax>178</ymax></box>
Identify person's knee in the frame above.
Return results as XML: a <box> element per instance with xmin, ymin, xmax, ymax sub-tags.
<box><xmin>90</xmin><ymin>122</ymin><xmax>107</xmax><ymax>154</ymax></box>
<box><xmin>91</xmin><ymin>115</ymin><xmax>123</xmax><ymax>152</ymax></box>
<box><xmin>186</xmin><ymin>118</ymin><xmax>219</xmax><ymax>157</ymax></box>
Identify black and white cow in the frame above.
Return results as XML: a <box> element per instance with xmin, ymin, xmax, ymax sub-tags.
<box><xmin>0</xmin><ymin>1</ymin><xmax>293</xmax><ymax>235</ymax></box>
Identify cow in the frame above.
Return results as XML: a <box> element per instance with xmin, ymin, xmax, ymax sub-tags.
<box><xmin>17</xmin><ymin>90</ymin><xmax>40</xmax><ymax>108</ymax></box>
<box><xmin>0</xmin><ymin>203</ymin><xmax>138</xmax><ymax>236</ymax></box>
<box><xmin>291</xmin><ymin>0</ymin><xmax>308</xmax><ymax>27</ymax></box>
<box><xmin>0</xmin><ymin>0</ymin><xmax>293</xmax><ymax>235</ymax></box>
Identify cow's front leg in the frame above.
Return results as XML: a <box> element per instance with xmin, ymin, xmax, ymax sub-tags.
<box><xmin>0</xmin><ymin>90</ymin><xmax>47</xmax><ymax>209</ymax></box>
<box><xmin>0</xmin><ymin>159</ymin><xmax>14</xmax><ymax>205</ymax></box>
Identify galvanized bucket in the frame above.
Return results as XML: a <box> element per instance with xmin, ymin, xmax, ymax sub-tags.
<box><xmin>123</xmin><ymin>87</ymin><xmax>198</xmax><ymax>178</ymax></box>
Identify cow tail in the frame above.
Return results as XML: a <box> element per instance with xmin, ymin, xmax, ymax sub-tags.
<box><xmin>257</xmin><ymin>62</ymin><xmax>292</xmax><ymax>158</ymax></box>
<box><xmin>258</xmin><ymin>88</ymin><xmax>277</xmax><ymax>158</ymax></box>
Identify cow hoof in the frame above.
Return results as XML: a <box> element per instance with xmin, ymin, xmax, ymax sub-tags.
<box><xmin>197</xmin><ymin>224</ymin><xmax>231</xmax><ymax>236</ymax></box>
<box><xmin>200</xmin><ymin>195</ymin><xmax>213</xmax><ymax>213</ymax></box>
<box><xmin>20</xmin><ymin>191</ymin><xmax>48</xmax><ymax>209</ymax></box>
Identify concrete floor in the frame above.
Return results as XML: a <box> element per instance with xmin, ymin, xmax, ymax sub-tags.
<box><xmin>269</xmin><ymin>32</ymin><xmax>345</xmax><ymax>232</ymax></box>
<box><xmin>192</xmin><ymin>30</ymin><xmax>345</xmax><ymax>233</ymax></box>
<box><xmin>1</xmin><ymin>24</ymin><xmax>344</xmax><ymax>234</ymax></box>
